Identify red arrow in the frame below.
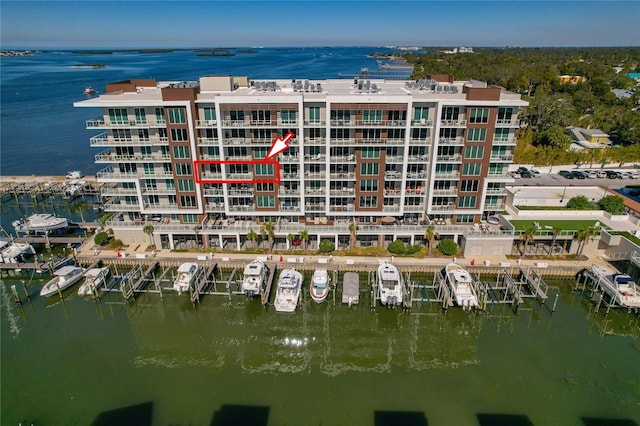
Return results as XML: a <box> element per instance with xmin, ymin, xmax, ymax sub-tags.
<box><xmin>265</xmin><ymin>131</ymin><xmax>294</xmax><ymax>161</ymax></box>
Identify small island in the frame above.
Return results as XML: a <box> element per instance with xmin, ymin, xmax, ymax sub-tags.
<box><xmin>74</xmin><ymin>63</ymin><xmax>107</xmax><ymax>69</ymax></box>
<box><xmin>1</xmin><ymin>50</ymin><xmax>35</xmax><ymax>56</ymax></box>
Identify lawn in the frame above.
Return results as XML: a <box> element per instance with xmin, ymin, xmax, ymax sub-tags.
<box><xmin>509</xmin><ymin>219</ymin><xmax>607</xmax><ymax>232</ymax></box>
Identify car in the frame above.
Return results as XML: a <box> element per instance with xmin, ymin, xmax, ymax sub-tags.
<box><xmin>596</xmin><ymin>171</ymin><xmax>607</xmax><ymax>178</ymax></box>
<box><xmin>619</xmin><ymin>172</ymin><xmax>632</xmax><ymax>179</ymax></box>
<box><xmin>530</xmin><ymin>169</ymin><xmax>541</xmax><ymax>177</ymax></box>
<box><xmin>571</xmin><ymin>171</ymin><xmax>587</xmax><ymax>179</ymax></box>
<box><xmin>583</xmin><ymin>170</ymin><xmax>598</xmax><ymax>179</ymax></box>
<box><xmin>559</xmin><ymin>170</ymin><xmax>574</xmax><ymax>179</ymax></box>
<box><xmin>606</xmin><ymin>170</ymin><xmax>622</xmax><ymax>179</ymax></box>
<box><xmin>520</xmin><ymin>170</ymin><xmax>533</xmax><ymax>178</ymax></box>
<box><xmin>509</xmin><ymin>171</ymin><xmax>521</xmax><ymax>179</ymax></box>
<box><xmin>517</xmin><ymin>166</ymin><xmax>529</xmax><ymax>174</ymax></box>
<box><xmin>629</xmin><ymin>172</ymin><xmax>640</xmax><ymax>179</ymax></box>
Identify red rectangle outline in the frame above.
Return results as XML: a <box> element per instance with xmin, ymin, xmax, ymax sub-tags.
<box><xmin>193</xmin><ymin>160</ymin><xmax>281</xmax><ymax>184</ymax></box>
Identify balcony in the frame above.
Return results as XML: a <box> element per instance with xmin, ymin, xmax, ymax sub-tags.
<box><xmin>281</xmin><ymin>172</ymin><xmax>300</xmax><ymax>180</ymax></box>
<box><xmin>228</xmin><ymin>188</ymin><xmax>254</xmax><ymax>196</ymax></box>
<box><xmin>404</xmin><ymin>203</ymin><xmax>426</xmax><ymax>212</ymax></box>
<box><xmin>486</xmin><ymin>172</ymin><xmax>513</xmax><ymax>180</ymax></box>
<box><xmin>279</xmin><ymin>155</ymin><xmax>299</xmax><ymax>163</ymax></box>
<box><xmin>203</xmin><ymin>188</ymin><xmax>223</xmax><ymax>196</ymax></box>
<box><xmin>103</xmin><ymin>202</ymin><xmax>141</xmax><ymax>212</ymax></box>
<box><xmin>303</xmin><ymin>120</ymin><xmax>326</xmax><ymax>126</ymax></box>
<box><xmin>493</xmin><ymin>137</ymin><xmax>517</xmax><ymax>146</ymax></box>
<box><xmin>329</xmin><ymin>188</ymin><xmax>355</xmax><ymax>196</ymax></box>
<box><xmin>100</xmin><ymin>187</ymin><xmax>138</xmax><ymax>197</ymax></box>
<box><xmin>305</xmin><ymin>203</ymin><xmax>325</xmax><ymax>212</ymax></box>
<box><xmin>495</xmin><ymin>117</ymin><xmax>520</xmax><ymax>127</ymax></box>
<box><xmin>205</xmin><ymin>203</ymin><xmax>225</xmax><ymax>212</ymax></box>
<box><xmin>305</xmin><ymin>171</ymin><xmax>327</xmax><ymax>179</ymax></box>
<box><xmin>142</xmin><ymin>187</ymin><xmax>176</xmax><ymax>196</ymax></box>
<box><xmin>409</xmin><ymin>138</ymin><xmax>431</xmax><ymax>146</ymax></box>
<box><xmin>329</xmin><ymin>119</ymin><xmax>354</xmax><ymax>127</ymax></box>
<box><xmin>304</xmin><ymin>137</ymin><xmax>326</xmax><ymax>145</ymax></box>
<box><xmin>384</xmin><ymin>171</ymin><xmax>403</xmax><ymax>180</ymax></box>
<box><xmin>226</xmin><ymin>172</ymin><xmax>254</xmax><ymax>180</ymax></box>
<box><xmin>200</xmin><ymin>171</ymin><xmax>223</xmax><ymax>180</ymax></box>
<box><xmin>279</xmin><ymin>187</ymin><xmax>300</xmax><ymax>196</ymax></box>
<box><xmin>229</xmin><ymin>205</ymin><xmax>255</xmax><ymax>212</ymax></box>
<box><xmin>197</xmin><ymin>137</ymin><xmax>219</xmax><ymax>145</ymax></box>
<box><xmin>383</xmin><ymin>188</ymin><xmax>401</xmax><ymax>197</ymax></box>
<box><xmin>438</xmin><ymin>137</ymin><xmax>464</xmax><ymax>146</ymax></box>
<box><xmin>407</xmin><ymin>155</ymin><xmax>429</xmax><ymax>163</ymax></box>
<box><xmin>304</xmin><ymin>154</ymin><xmax>325</xmax><ymax>162</ymax></box>
<box><xmin>328</xmin><ymin>204</ymin><xmax>355</xmax><ymax>212</ymax></box>
<box><xmin>439</xmin><ymin>118</ymin><xmax>466</xmax><ymax>127</ymax></box>
<box><xmin>328</xmin><ymin>172</ymin><xmax>354</xmax><ymax>180</ymax></box>
<box><xmin>484</xmin><ymin>202</ymin><xmax>506</xmax><ymax>210</ymax></box>
<box><xmin>430</xmin><ymin>204</ymin><xmax>456</xmax><ymax>212</ymax></box>
<box><xmin>86</xmin><ymin>118</ymin><xmax>166</xmax><ymax>129</ymax></box>
<box><xmin>432</xmin><ymin>188</ymin><xmax>458</xmax><ymax>196</ymax></box>
<box><xmin>90</xmin><ymin>133</ymin><xmax>169</xmax><ymax>147</ymax></box>
<box><xmin>433</xmin><ymin>172</ymin><xmax>460</xmax><ymax>180</ymax></box>
<box><xmin>225</xmin><ymin>154</ymin><xmax>252</xmax><ymax>161</ymax></box>
<box><xmin>95</xmin><ymin>152</ymin><xmax>171</xmax><ymax>163</ymax></box>
<box><xmin>329</xmin><ymin>155</ymin><xmax>355</xmax><ymax>163</ymax></box>
<box><xmin>196</xmin><ymin>119</ymin><xmax>218</xmax><ymax>127</ymax></box>
<box><xmin>143</xmin><ymin>203</ymin><xmax>179</xmax><ymax>211</ymax></box>
<box><xmin>436</xmin><ymin>154</ymin><xmax>462</xmax><ymax>162</ymax></box>
<box><xmin>224</xmin><ymin>137</ymin><xmax>251</xmax><ymax>145</ymax></box>
<box><xmin>411</xmin><ymin>119</ymin><xmax>433</xmax><ymax>127</ymax></box>
<box><xmin>382</xmin><ymin>205</ymin><xmax>402</xmax><ymax>213</ymax></box>
<box><xmin>486</xmin><ymin>188</ymin><xmax>507</xmax><ymax>195</ymax></box>
<box><xmin>221</xmin><ymin>120</ymin><xmax>249</xmax><ymax>127</ymax></box>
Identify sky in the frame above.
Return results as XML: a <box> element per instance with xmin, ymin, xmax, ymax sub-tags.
<box><xmin>1</xmin><ymin>1</ymin><xmax>638</xmax><ymax>49</ymax></box>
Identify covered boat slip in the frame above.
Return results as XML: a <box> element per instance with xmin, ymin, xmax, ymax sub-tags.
<box><xmin>576</xmin><ymin>261</ymin><xmax>640</xmax><ymax>313</ymax></box>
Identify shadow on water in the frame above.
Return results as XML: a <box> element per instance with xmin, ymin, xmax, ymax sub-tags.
<box><xmin>477</xmin><ymin>413</ymin><xmax>534</xmax><ymax>426</ymax></box>
<box><xmin>210</xmin><ymin>404</ymin><xmax>270</xmax><ymax>426</ymax></box>
<box><xmin>581</xmin><ymin>418</ymin><xmax>639</xmax><ymax>426</ymax></box>
<box><xmin>374</xmin><ymin>410</ymin><xmax>428</xmax><ymax>426</ymax></box>
<box><xmin>90</xmin><ymin>401</ymin><xmax>153</xmax><ymax>426</ymax></box>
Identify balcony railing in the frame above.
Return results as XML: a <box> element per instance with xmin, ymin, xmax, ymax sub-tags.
<box><xmin>495</xmin><ymin>117</ymin><xmax>520</xmax><ymax>126</ymax></box>
<box><xmin>433</xmin><ymin>172</ymin><xmax>460</xmax><ymax>179</ymax></box>
<box><xmin>90</xmin><ymin>133</ymin><xmax>169</xmax><ymax>147</ymax></box>
<box><xmin>438</xmin><ymin>137</ymin><xmax>465</xmax><ymax>145</ymax></box>
<box><xmin>303</xmin><ymin>120</ymin><xmax>326</xmax><ymax>126</ymax></box>
<box><xmin>196</xmin><ymin>119</ymin><xmax>218</xmax><ymax>127</ymax></box>
<box><xmin>409</xmin><ymin>138</ymin><xmax>431</xmax><ymax>145</ymax></box>
<box><xmin>411</xmin><ymin>119</ymin><xmax>433</xmax><ymax>127</ymax></box>
<box><xmin>493</xmin><ymin>137</ymin><xmax>517</xmax><ymax>145</ymax></box>
<box><xmin>197</xmin><ymin>137</ymin><xmax>219</xmax><ymax>145</ymax></box>
<box><xmin>95</xmin><ymin>152</ymin><xmax>171</xmax><ymax>163</ymax></box>
<box><xmin>100</xmin><ymin>187</ymin><xmax>138</xmax><ymax>197</ymax></box>
<box><xmin>86</xmin><ymin>118</ymin><xmax>166</xmax><ymax>129</ymax></box>
<box><xmin>329</xmin><ymin>188</ymin><xmax>355</xmax><ymax>196</ymax></box>
<box><xmin>436</xmin><ymin>154</ymin><xmax>462</xmax><ymax>162</ymax></box>
<box><xmin>490</xmin><ymin>155</ymin><xmax>514</xmax><ymax>162</ymax></box>
<box><xmin>439</xmin><ymin>119</ymin><xmax>467</xmax><ymax>127</ymax></box>
<box><xmin>432</xmin><ymin>188</ymin><xmax>458</xmax><ymax>196</ymax></box>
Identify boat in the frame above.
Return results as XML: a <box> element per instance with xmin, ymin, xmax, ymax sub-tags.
<box><xmin>273</xmin><ymin>269</ymin><xmax>303</xmax><ymax>312</ymax></box>
<box><xmin>173</xmin><ymin>262</ymin><xmax>198</xmax><ymax>295</ymax></box>
<box><xmin>12</xmin><ymin>213</ymin><xmax>69</xmax><ymax>234</ymax></box>
<box><xmin>591</xmin><ymin>264</ymin><xmax>640</xmax><ymax>309</ymax></box>
<box><xmin>242</xmin><ymin>259</ymin><xmax>268</xmax><ymax>297</ymax></box>
<box><xmin>84</xmin><ymin>86</ymin><xmax>96</xmax><ymax>95</ymax></box>
<box><xmin>341</xmin><ymin>272</ymin><xmax>360</xmax><ymax>307</ymax></box>
<box><xmin>64</xmin><ymin>179</ymin><xmax>86</xmax><ymax>197</ymax></box>
<box><xmin>0</xmin><ymin>239</ymin><xmax>36</xmax><ymax>263</ymax></box>
<box><xmin>377</xmin><ymin>261</ymin><xmax>404</xmax><ymax>307</ymax></box>
<box><xmin>444</xmin><ymin>262</ymin><xmax>479</xmax><ymax>309</ymax></box>
<box><xmin>77</xmin><ymin>267</ymin><xmax>110</xmax><ymax>296</ymax></box>
<box><xmin>66</xmin><ymin>170</ymin><xmax>84</xmax><ymax>179</ymax></box>
<box><xmin>40</xmin><ymin>265</ymin><xmax>84</xmax><ymax>297</ymax></box>
<box><xmin>310</xmin><ymin>268</ymin><xmax>330</xmax><ymax>303</ymax></box>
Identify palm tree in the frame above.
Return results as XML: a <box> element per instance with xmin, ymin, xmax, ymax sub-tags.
<box><xmin>261</xmin><ymin>221</ymin><xmax>275</xmax><ymax>252</ymax></box>
<box><xmin>300</xmin><ymin>229</ymin><xmax>309</xmax><ymax>251</ymax></box>
<box><xmin>520</xmin><ymin>225</ymin><xmax>537</xmax><ymax>256</ymax></box>
<box><xmin>550</xmin><ymin>226</ymin><xmax>562</xmax><ymax>255</ymax></box>
<box><xmin>142</xmin><ymin>224</ymin><xmax>155</xmax><ymax>247</ymax></box>
<box><xmin>247</xmin><ymin>228</ymin><xmax>258</xmax><ymax>250</ymax></box>
<box><xmin>425</xmin><ymin>225</ymin><xmax>439</xmax><ymax>256</ymax></box>
<box><xmin>287</xmin><ymin>233</ymin><xmax>295</xmax><ymax>249</ymax></box>
<box><xmin>348</xmin><ymin>223</ymin><xmax>357</xmax><ymax>250</ymax></box>
<box><xmin>575</xmin><ymin>225</ymin><xmax>597</xmax><ymax>256</ymax></box>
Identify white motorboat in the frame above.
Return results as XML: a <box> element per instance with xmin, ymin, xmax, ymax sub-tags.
<box><xmin>591</xmin><ymin>264</ymin><xmax>640</xmax><ymax>309</ymax></box>
<box><xmin>40</xmin><ymin>265</ymin><xmax>84</xmax><ymax>297</ymax></box>
<box><xmin>310</xmin><ymin>268</ymin><xmax>330</xmax><ymax>303</ymax></box>
<box><xmin>66</xmin><ymin>170</ymin><xmax>84</xmax><ymax>179</ymax></box>
<box><xmin>341</xmin><ymin>272</ymin><xmax>360</xmax><ymax>307</ymax></box>
<box><xmin>78</xmin><ymin>267</ymin><xmax>110</xmax><ymax>296</ymax></box>
<box><xmin>173</xmin><ymin>262</ymin><xmax>198</xmax><ymax>295</ymax></box>
<box><xmin>0</xmin><ymin>239</ymin><xmax>36</xmax><ymax>263</ymax></box>
<box><xmin>444</xmin><ymin>262</ymin><xmax>479</xmax><ymax>309</ymax></box>
<box><xmin>84</xmin><ymin>87</ymin><xmax>95</xmax><ymax>95</ymax></box>
<box><xmin>242</xmin><ymin>259</ymin><xmax>268</xmax><ymax>297</ymax></box>
<box><xmin>12</xmin><ymin>213</ymin><xmax>69</xmax><ymax>234</ymax></box>
<box><xmin>274</xmin><ymin>269</ymin><xmax>303</xmax><ymax>312</ymax></box>
<box><xmin>377</xmin><ymin>261</ymin><xmax>404</xmax><ymax>307</ymax></box>
<box><xmin>64</xmin><ymin>180</ymin><xmax>86</xmax><ymax>197</ymax></box>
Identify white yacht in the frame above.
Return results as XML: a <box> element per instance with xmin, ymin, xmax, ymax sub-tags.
<box><xmin>444</xmin><ymin>262</ymin><xmax>479</xmax><ymax>309</ymax></box>
<box><xmin>377</xmin><ymin>262</ymin><xmax>404</xmax><ymax>307</ymax></box>
<box><xmin>591</xmin><ymin>264</ymin><xmax>640</xmax><ymax>309</ymax></box>
<box><xmin>173</xmin><ymin>262</ymin><xmax>198</xmax><ymax>295</ymax></box>
<box><xmin>242</xmin><ymin>259</ymin><xmax>268</xmax><ymax>297</ymax></box>
<box><xmin>40</xmin><ymin>265</ymin><xmax>84</xmax><ymax>297</ymax></box>
<box><xmin>310</xmin><ymin>268</ymin><xmax>330</xmax><ymax>303</ymax></box>
<box><xmin>274</xmin><ymin>269</ymin><xmax>303</xmax><ymax>312</ymax></box>
<box><xmin>0</xmin><ymin>239</ymin><xmax>36</xmax><ymax>263</ymax></box>
<box><xmin>64</xmin><ymin>180</ymin><xmax>86</xmax><ymax>197</ymax></box>
<box><xmin>12</xmin><ymin>213</ymin><xmax>69</xmax><ymax>234</ymax></box>
<box><xmin>78</xmin><ymin>267</ymin><xmax>110</xmax><ymax>296</ymax></box>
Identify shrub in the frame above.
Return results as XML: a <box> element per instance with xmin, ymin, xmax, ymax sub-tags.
<box><xmin>94</xmin><ymin>231</ymin><xmax>109</xmax><ymax>246</ymax></box>
<box><xmin>318</xmin><ymin>239</ymin><xmax>335</xmax><ymax>253</ymax></box>
<box><xmin>109</xmin><ymin>239</ymin><xmax>124</xmax><ymax>249</ymax></box>
<box><xmin>405</xmin><ymin>244</ymin><xmax>422</xmax><ymax>255</ymax></box>
<box><xmin>388</xmin><ymin>239</ymin><xmax>406</xmax><ymax>254</ymax></box>
<box><xmin>438</xmin><ymin>238</ymin><xmax>458</xmax><ymax>256</ymax></box>
<box><xmin>598</xmin><ymin>195</ymin><xmax>625</xmax><ymax>215</ymax></box>
<box><xmin>566</xmin><ymin>195</ymin><xmax>596</xmax><ymax>210</ymax></box>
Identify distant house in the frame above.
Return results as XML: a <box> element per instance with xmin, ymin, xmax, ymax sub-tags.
<box><xmin>566</xmin><ymin>126</ymin><xmax>611</xmax><ymax>150</ymax></box>
<box><xmin>559</xmin><ymin>75</ymin><xmax>587</xmax><ymax>85</ymax></box>
<box><xmin>628</xmin><ymin>72</ymin><xmax>640</xmax><ymax>82</ymax></box>
<box><xmin>612</xmin><ymin>88</ymin><xmax>633</xmax><ymax>99</ymax></box>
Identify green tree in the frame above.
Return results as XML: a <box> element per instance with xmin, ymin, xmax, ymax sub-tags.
<box><xmin>425</xmin><ymin>225</ymin><xmax>439</xmax><ymax>256</ymax></box>
<box><xmin>550</xmin><ymin>226</ymin><xmax>562</xmax><ymax>255</ymax></box>
<box><xmin>318</xmin><ymin>239</ymin><xmax>335</xmax><ymax>253</ymax></box>
<box><xmin>388</xmin><ymin>240</ymin><xmax>406</xmax><ymax>254</ymax></box>
<box><xmin>438</xmin><ymin>238</ymin><xmax>458</xmax><ymax>256</ymax></box>
<box><xmin>94</xmin><ymin>231</ymin><xmax>109</xmax><ymax>246</ymax></box>
<box><xmin>299</xmin><ymin>229</ymin><xmax>309</xmax><ymax>250</ymax></box>
<box><xmin>287</xmin><ymin>233</ymin><xmax>295</xmax><ymax>249</ymax></box>
<box><xmin>348</xmin><ymin>223</ymin><xmax>357</xmax><ymax>250</ymax></box>
<box><xmin>598</xmin><ymin>195</ymin><xmax>625</xmax><ymax>215</ymax></box>
<box><xmin>247</xmin><ymin>228</ymin><xmax>258</xmax><ymax>250</ymax></box>
<box><xmin>260</xmin><ymin>221</ymin><xmax>275</xmax><ymax>252</ymax></box>
<box><xmin>575</xmin><ymin>225</ymin><xmax>597</xmax><ymax>255</ymax></box>
<box><xmin>142</xmin><ymin>224</ymin><xmax>155</xmax><ymax>247</ymax></box>
<box><xmin>566</xmin><ymin>195</ymin><xmax>596</xmax><ymax>210</ymax></box>
<box><xmin>520</xmin><ymin>225</ymin><xmax>537</xmax><ymax>256</ymax></box>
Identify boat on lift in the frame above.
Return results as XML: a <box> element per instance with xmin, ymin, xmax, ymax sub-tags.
<box><xmin>173</xmin><ymin>262</ymin><xmax>198</xmax><ymax>295</ymax></box>
<box><xmin>377</xmin><ymin>261</ymin><xmax>404</xmax><ymax>307</ymax></box>
<box><xmin>310</xmin><ymin>268</ymin><xmax>330</xmax><ymax>303</ymax></box>
<box><xmin>444</xmin><ymin>262</ymin><xmax>479</xmax><ymax>309</ymax></box>
<box><xmin>78</xmin><ymin>267</ymin><xmax>110</xmax><ymax>296</ymax></box>
<box><xmin>0</xmin><ymin>239</ymin><xmax>36</xmax><ymax>264</ymax></box>
<box><xmin>242</xmin><ymin>259</ymin><xmax>268</xmax><ymax>297</ymax></box>
<box><xmin>591</xmin><ymin>264</ymin><xmax>640</xmax><ymax>309</ymax></box>
<box><xmin>12</xmin><ymin>213</ymin><xmax>69</xmax><ymax>234</ymax></box>
<box><xmin>274</xmin><ymin>269</ymin><xmax>303</xmax><ymax>312</ymax></box>
<box><xmin>40</xmin><ymin>265</ymin><xmax>84</xmax><ymax>297</ymax></box>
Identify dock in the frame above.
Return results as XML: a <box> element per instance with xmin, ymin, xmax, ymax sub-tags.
<box><xmin>190</xmin><ymin>263</ymin><xmax>217</xmax><ymax>305</ymax></box>
<box><xmin>261</xmin><ymin>263</ymin><xmax>277</xmax><ymax>306</ymax></box>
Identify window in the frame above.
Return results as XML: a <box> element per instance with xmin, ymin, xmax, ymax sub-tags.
<box><xmin>165</xmin><ymin>179</ymin><xmax>175</xmax><ymax>190</ymax></box>
<box><xmin>359</xmin><ymin>196</ymin><xmax>378</xmax><ymax>208</ymax></box>
<box><xmin>361</xmin><ymin>147</ymin><xmax>380</xmax><ymax>159</ymax></box>
<box><xmin>456</xmin><ymin>214</ymin><xmax>475</xmax><ymax>223</ymax></box>
<box><xmin>134</xmin><ymin>108</ymin><xmax>147</xmax><ymax>124</ymax></box>
<box><xmin>182</xmin><ymin>214</ymin><xmax>198</xmax><ymax>223</ymax></box>
<box><xmin>413</xmin><ymin>106</ymin><xmax>429</xmax><ymax>121</ymax></box>
<box><xmin>168</xmin><ymin>107</ymin><xmax>186</xmax><ymax>124</ymax></box>
<box><xmin>140</xmin><ymin>146</ymin><xmax>152</xmax><ymax>158</ymax></box>
<box><xmin>175</xmin><ymin>163</ymin><xmax>192</xmax><ymax>176</ymax></box>
<box><xmin>388</xmin><ymin>129</ymin><xmax>405</xmax><ymax>140</ymax></box>
<box><xmin>177</xmin><ymin>179</ymin><xmax>195</xmax><ymax>192</ymax></box>
<box><xmin>464</xmin><ymin>146</ymin><xmax>484</xmax><ymax>159</ymax></box>
<box><xmin>362</xmin><ymin>129</ymin><xmax>381</xmax><ymax>140</ymax></box>
<box><xmin>330</xmin><ymin>110</ymin><xmax>350</xmax><ymax>122</ymax></box>
<box><xmin>251</xmin><ymin>110</ymin><xmax>271</xmax><ymax>123</ymax></box>
<box><xmin>230</xmin><ymin>110</ymin><xmax>245</xmax><ymax>121</ymax></box>
<box><xmin>360</xmin><ymin>163</ymin><xmax>379</xmax><ymax>175</ymax></box>
<box><xmin>412</xmin><ymin>128</ymin><xmax>430</xmax><ymax>140</ymax></box>
<box><xmin>256</xmin><ymin>183</ymin><xmax>274</xmax><ymax>192</ymax></box>
<box><xmin>205</xmin><ymin>146</ymin><xmax>219</xmax><ymax>158</ymax></box>
<box><xmin>180</xmin><ymin>195</ymin><xmax>197</xmax><ymax>207</ymax></box>
<box><xmin>462</xmin><ymin>163</ymin><xmax>481</xmax><ymax>176</ymax></box>
<box><xmin>137</xmin><ymin>129</ymin><xmax>149</xmax><ymax>141</ymax></box>
<box><xmin>363</xmin><ymin>110</ymin><xmax>382</xmax><ymax>123</ymax></box>
<box><xmin>280</xmin><ymin>110</ymin><xmax>296</xmax><ymax>124</ymax></box>
<box><xmin>491</xmin><ymin>146</ymin><xmax>508</xmax><ymax>158</ymax></box>
<box><xmin>308</xmin><ymin>128</ymin><xmax>321</xmax><ymax>139</ymax></box>
<box><xmin>494</xmin><ymin>128</ymin><xmax>510</xmax><ymax>141</ymax></box>
<box><xmin>203</xmin><ymin>107</ymin><xmax>216</xmax><ymax>121</ymax></box>
<box><xmin>497</xmin><ymin>107</ymin><xmax>513</xmax><ymax>121</ymax></box>
<box><xmin>255</xmin><ymin>164</ymin><xmax>274</xmax><ymax>175</ymax></box>
<box><xmin>330</xmin><ymin>128</ymin><xmax>350</xmax><ymax>140</ymax></box>
<box><xmin>108</xmin><ymin>108</ymin><xmax>128</xmax><ymax>125</ymax></box>
<box><xmin>123</xmin><ymin>182</ymin><xmax>135</xmax><ymax>189</ymax></box>
<box><xmin>257</xmin><ymin>195</ymin><xmax>275</xmax><ymax>208</ymax></box>
<box><xmin>460</xmin><ymin>180</ymin><xmax>479</xmax><ymax>192</ymax></box>
<box><xmin>458</xmin><ymin>196</ymin><xmax>477</xmax><ymax>208</ymax></box>
<box><xmin>253</xmin><ymin>147</ymin><xmax>268</xmax><ymax>159</ymax></box>
<box><xmin>171</xmin><ymin>128</ymin><xmax>188</xmax><ymax>142</ymax></box>
<box><xmin>124</xmin><ymin>196</ymin><xmax>137</xmax><ymax>205</ymax></box>
<box><xmin>489</xmin><ymin>164</ymin><xmax>505</xmax><ymax>175</ymax></box>
<box><xmin>441</xmin><ymin>107</ymin><xmax>459</xmax><ymax>121</ymax></box>
<box><xmin>143</xmin><ymin>163</ymin><xmax>154</xmax><ymax>175</ymax></box>
<box><xmin>155</xmin><ymin>108</ymin><xmax>165</xmax><ymax>124</ymax></box>
<box><xmin>308</xmin><ymin>106</ymin><xmax>320</xmax><ymax>123</ymax></box>
<box><xmin>360</xmin><ymin>180</ymin><xmax>378</xmax><ymax>192</ymax></box>
<box><xmin>467</xmin><ymin>128</ymin><xmax>486</xmax><ymax>142</ymax></box>
<box><xmin>387</xmin><ymin>110</ymin><xmax>406</xmax><ymax>121</ymax></box>
<box><xmin>173</xmin><ymin>146</ymin><xmax>190</xmax><ymax>159</ymax></box>
<box><xmin>469</xmin><ymin>108</ymin><xmax>489</xmax><ymax>124</ymax></box>
<box><xmin>252</xmin><ymin>129</ymin><xmax>271</xmax><ymax>141</ymax></box>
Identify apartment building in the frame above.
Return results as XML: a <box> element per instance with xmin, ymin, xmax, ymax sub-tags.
<box><xmin>74</xmin><ymin>75</ymin><xmax>526</xmax><ymax>254</ymax></box>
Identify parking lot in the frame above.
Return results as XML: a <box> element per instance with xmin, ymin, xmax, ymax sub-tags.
<box><xmin>511</xmin><ymin>168</ymin><xmax>640</xmax><ymax>189</ymax></box>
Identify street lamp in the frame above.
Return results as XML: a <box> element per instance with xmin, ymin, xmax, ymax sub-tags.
<box><xmin>560</xmin><ymin>186</ymin><xmax>567</xmax><ymax>203</ymax></box>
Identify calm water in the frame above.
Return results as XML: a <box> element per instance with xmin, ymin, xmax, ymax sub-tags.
<box><xmin>0</xmin><ymin>47</ymin><xmax>408</xmax><ymax>177</ymax></box>
<box><xmin>2</xmin><ymin>267</ymin><xmax>640</xmax><ymax>425</ymax></box>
